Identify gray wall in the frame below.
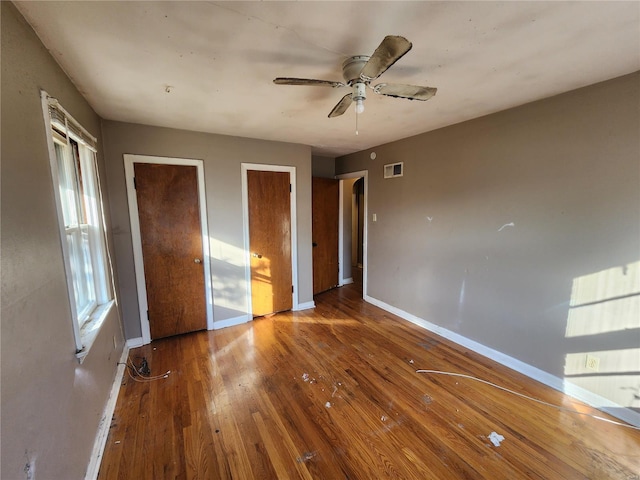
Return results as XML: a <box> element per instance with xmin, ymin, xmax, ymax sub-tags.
<box><xmin>102</xmin><ymin>121</ymin><xmax>313</xmax><ymax>339</ymax></box>
<box><xmin>336</xmin><ymin>72</ymin><xmax>640</xmax><ymax>415</ymax></box>
<box><xmin>1</xmin><ymin>3</ymin><xmax>125</xmax><ymax>479</ymax></box>
<box><xmin>312</xmin><ymin>155</ymin><xmax>335</xmax><ymax>178</ymax></box>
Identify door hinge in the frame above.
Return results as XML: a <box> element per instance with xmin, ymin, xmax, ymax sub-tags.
<box><xmin>146</xmin><ymin>309</ymin><xmax>149</xmax><ymax>320</ymax></box>
<box><xmin>289</xmin><ymin>184</ymin><xmax>292</xmax><ymax>193</ymax></box>
<box><xmin>292</xmin><ymin>285</ymin><xmax>294</xmax><ymax>293</ymax></box>
<box><xmin>133</xmin><ymin>177</ymin><xmax>137</xmax><ymax>190</ymax></box>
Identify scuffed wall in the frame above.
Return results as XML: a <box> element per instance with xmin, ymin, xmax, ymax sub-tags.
<box><xmin>1</xmin><ymin>3</ymin><xmax>125</xmax><ymax>478</ymax></box>
<box><xmin>337</xmin><ymin>72</ymin><xmax>640</xmax><ymax>419</ymax></box>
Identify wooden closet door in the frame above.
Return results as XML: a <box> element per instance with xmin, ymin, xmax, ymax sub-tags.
<box><xmin>247</xmin><ymin>170</ymin><xmax>293</xmax><ymax>317</ymax></box>
<box><xmin>135</xmin><ymin>163</ymin><xmax>206</xmax><ymax>339</ymax></box>
<box><xmin>312</xmin><ymin>177</ymin><xmax>339</xmax><ymax>294</ymax></box>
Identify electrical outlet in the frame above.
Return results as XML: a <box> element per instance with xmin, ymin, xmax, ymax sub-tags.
<box><xmin>585</xmin><ymin>354</ymin><xmax>600</xmax><ymax>372</ymax></box>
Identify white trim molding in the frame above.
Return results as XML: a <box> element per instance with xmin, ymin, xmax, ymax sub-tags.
<box><xmin>85</xmin><ymin>345</ymin><xmax>129</xmax><ymax>480</ymax></box>
<box><xmin>125</xmin><ymin>337</ymin><xmax>144</xmax><ymax>349</ymax></box>
<box><xmin>364</xmin><ymin>294</ymin><xmax>640</xmax><ymax>428</ymax></box>
<box><xmin>213</xmin><ymin>315</ymin><xmax>251</xmax><ymax>330</ymax></box>
<box><xmin>294</xmin><ymin>301</ymin><xmax>316</xmax><ymax>311</ymax></box>
<box><xmin>124</xmin><ymin>154</ymin><xmax>214</xmax><ymax>345</ymax></box>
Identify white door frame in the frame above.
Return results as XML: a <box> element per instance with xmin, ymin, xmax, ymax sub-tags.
<box><xmin>124</xmin><ymin>154</ymin><xmax>214</xmax><ymax>345</ymax></box>
<box><xmin>336</xmin><ymin>170</ymin><xmax>368</xmax><ymax>298</ymax></box>
<box><xmin>241</xmin><ymin>163</ymin><xmax>299</xmax><ymax>316</ymax></box>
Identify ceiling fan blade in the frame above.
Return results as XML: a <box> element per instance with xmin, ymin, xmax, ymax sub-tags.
<box><xmin>274</xmin><ymin>77</ymin><xmax>345</xmax><ymax>88</ymax></box>
<box><xmin>328</xmin><ymin>93</ymin><xmax>353</xmax><ymax>118</ymax></box>
<box><xmin>359</xmin><ymin>36</ymin><xmax>412</xmax><ymax>82</ymax></box>
<box><xmin>373</xmin><ymin>83</ymin><xmax>437</xmax><ymax>101</ymax></box>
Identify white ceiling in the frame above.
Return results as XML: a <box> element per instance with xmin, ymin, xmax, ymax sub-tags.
<box><xmin>16</xmin><ymin>1</ymin><xmax>640</xmax><ymax>157</ymax></box>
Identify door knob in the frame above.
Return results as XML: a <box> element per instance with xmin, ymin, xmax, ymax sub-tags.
<box><xmin>252</xmin><ymin>253</ymin><xmax>263</xmax><ymax>259</ymax></box>
<box><xmin>194</xmin><ymin>258</ymin><xmax>202</xmax><ymax>264</ymax></box>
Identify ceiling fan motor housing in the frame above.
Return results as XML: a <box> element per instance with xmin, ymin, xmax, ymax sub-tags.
<box><xmin>342</xmin><ymin>55</ymin><xmax>370</xmax><ymax>85</ymax></box>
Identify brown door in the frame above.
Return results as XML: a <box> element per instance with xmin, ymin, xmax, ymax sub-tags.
<box><xmin>247</xmin><ymin>170</ymin><xmax>293</xmax><ymax>317</ymax></box>
<box><xmin>134</xmin><ymin>163</ymin><xmax>207</xmax><ymax>339</ymax></box>
<box><xmin>312</xmin><ymin>177</ymin><xmax>339</xmax><ymax>294</ymax></box>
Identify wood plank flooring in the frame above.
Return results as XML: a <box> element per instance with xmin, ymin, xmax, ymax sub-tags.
<box><xmin>98</xmin><ymin>282</ymin><xmax>640</xmax><ymax>479</ymax></box>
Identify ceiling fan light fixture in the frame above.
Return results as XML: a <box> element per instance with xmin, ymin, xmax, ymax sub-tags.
<box><xmin>353</xmin><ymin>82</ymin><xmax>366</xmax><ymax>114</ymax></box>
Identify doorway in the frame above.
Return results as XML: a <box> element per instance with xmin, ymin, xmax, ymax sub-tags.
<box><xmin>124</xmin><ymin>155</ymin><xmax>214</xmax><ymax>344</ymax></box>
<box><xmin>312</xmin><ymin>177</ymin><xmax>339</xmax><ymax>295</ymax></box>
<box><xmin>337</xmin><ymin>170</ymin><xmax>368</xmax><ymax>298</ymax></box>
<box><xmin>352</xmin><ymin>177</ymin><xmax>365</xmax><ymax>271</ymax></box>
<box><xmin>241</xmin><ymin>164</ymin><xmax>299</xmax><ymax>317</ymax></box>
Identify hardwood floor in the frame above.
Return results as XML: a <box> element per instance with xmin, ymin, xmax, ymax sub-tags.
<box><xmin>99</xmin><ymin>283</ymin><xmax>639</xmax><ymax>479</ymax></box>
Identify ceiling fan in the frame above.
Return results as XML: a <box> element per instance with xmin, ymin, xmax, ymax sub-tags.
<box><xmin>274</xmin><ymin>35</ymin><xmax>437</xmax><ymax>118</ymax></box>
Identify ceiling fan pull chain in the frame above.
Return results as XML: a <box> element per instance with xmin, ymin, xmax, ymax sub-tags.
<box><xmin>355</xmin><ymin>110</ymin><xmax>359</xmax><ymax>136</ymax></box>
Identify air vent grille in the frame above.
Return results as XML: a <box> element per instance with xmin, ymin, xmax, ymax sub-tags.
<box><xmin>384</xmin><ymin>162</ymin><xmax>403</xmax><ymax>178</ymax></box>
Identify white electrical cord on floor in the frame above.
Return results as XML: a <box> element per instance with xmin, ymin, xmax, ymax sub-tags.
<box><xmin>126</xmin><ymin>367</ymin><xmax>171</xmax><ymax>383</ymax></box>
<box><xmin>119</xmin><ymin>358</ymin><xmax>171</xmax><ymax>383</ymax></box>
<box><xmin>416</xmin><ymin>369</ymin><xmax>640</xmax><ymax>431</ymax></box>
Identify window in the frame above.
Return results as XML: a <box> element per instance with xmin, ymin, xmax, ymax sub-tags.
<box><xmin>42</xmin><ymin>92</ymin><xmax>114</xmax><ymax>359</ymax></box>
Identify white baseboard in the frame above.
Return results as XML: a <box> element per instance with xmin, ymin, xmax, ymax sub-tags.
<box><xmin>85</xmin><ymin>345</ymin><xmax>129</xmax><ymax>480</ymax></box>
<box><xmin>213</xmin><ymin>315</ymin><xmax>251</xmax><ymax>330</ymax></box>
<box><xmin>340</xmin><ymin>277</ymin><xmax>354</xmax><ymax>286</ymax></box>
<box><xmin>364</xmin><ymin>294</ymin><xmax>640</xmax><ymax>428</ymax></box>
<box><xmin>125</xmin><ymin>337</ymin><xmax>144</xmax><ymax>348</ymax></box>
<box><xmin>294</xmin><ymin>301</ymin><xmax>315</xmax><ymax>311</ymax></box>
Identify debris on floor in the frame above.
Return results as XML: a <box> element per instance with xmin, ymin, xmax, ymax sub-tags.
<box><xmin>297</xmin><ymin>451</ymin><xmax>316</xmax><ymax>463</ymax></box>
<box><xmin>488</xmin><ymin>431</ymin><xmax>505</xmax><ymax>447</ymax></box>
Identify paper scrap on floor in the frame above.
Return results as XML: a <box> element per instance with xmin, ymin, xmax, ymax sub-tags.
<box><xmin>488</xmin><ymin>431</ymin><xmax>505</xmax><ymax>447</ymax></box>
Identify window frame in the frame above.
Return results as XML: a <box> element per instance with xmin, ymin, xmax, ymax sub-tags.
<box><xmin>41</xmin><ymin>91</ymin><xmax>115</xmax><ymax>360</ymax></box>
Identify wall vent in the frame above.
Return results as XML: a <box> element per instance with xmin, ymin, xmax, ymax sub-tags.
<box><xmin>384</xmin><ymin>162</ymin><xmax>403</xmax><ymax>178</ymax></box>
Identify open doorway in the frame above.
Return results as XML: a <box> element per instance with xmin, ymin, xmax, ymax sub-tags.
<box><xmin>337</xmin><ymin>171</ymin><xmax>368</xmax><ymax>298</ymax></box>
<box><xmin>352</xmin><ymin>177</ymin><xmax>365</xmax><ymax>289</ymax></box>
